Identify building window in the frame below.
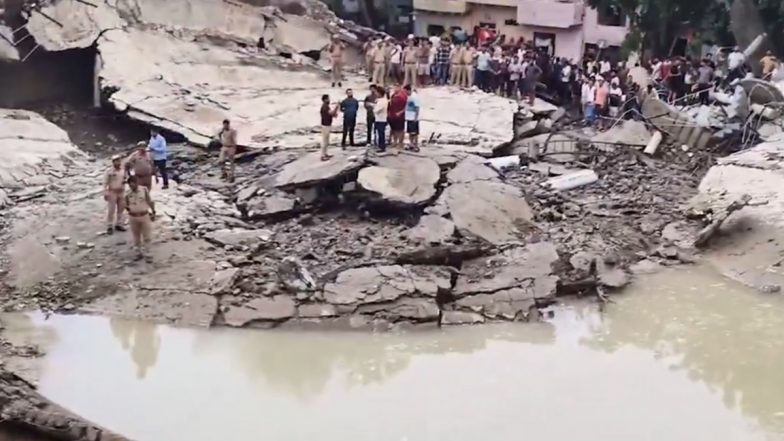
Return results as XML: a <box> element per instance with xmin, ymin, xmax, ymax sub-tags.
<box><xmin>427</xmin><ymin>24</ymin><xmax>446</xmax><ymax>36</ymax></box>
<box><xmin>597</xmin><ymin>5</ymin><xmax>625</xmax><ymax>27</ymax></box>
<box><xmin>504</xmin><ymin>19</ymin><xmax>519</xmax><ymax>26</ymax></box>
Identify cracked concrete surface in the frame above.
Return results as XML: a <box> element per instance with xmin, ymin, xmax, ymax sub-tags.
<box><xmin>695</xmin><ymin>141</ymin><xmax>784</xmax><ymax>291</ymax></box>
<box><xmin>24</xmin><ymin>0</ymin><xmax>516</xmax><ymax>153</ymax></box>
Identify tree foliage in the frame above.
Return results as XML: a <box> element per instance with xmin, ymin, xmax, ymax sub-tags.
<box><xmin>587</xmin><ymin>0</ymin><xmax>730</xmax><ymax>56</ymax></box>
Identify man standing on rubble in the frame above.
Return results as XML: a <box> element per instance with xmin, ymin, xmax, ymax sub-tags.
<box><xmin>435</xmin><ymin>38</ymin><xmax>451</xmax><ymax>86</ymax></box>
<box><xmin>449</xmin><ymin>42</ymin><xmax>463</xmax><ymax>86</ymax></box>
<box><xmin>125</xmin><ymin>175</ymin><xmax>156</xmax><ymax>262</ymax></box>
<box><xmin>148</xmin><ymin>128</ymin><xmax>168</xmax><ymax>190</ymax></box>
<box><xmin>696</xmin><ymin>59</ymin><xmax>714</xmax><ymax>105</ymax></box>
<box><xmin>372</xmin><ymin>40</ymin><xmax>387</xmax><ymax>87</ymax></box>
<box><xmin>523</xmin><ymin>58</ymin><xmax>542</xmax><ymax>105</ymax></box>
<box><xmin>581</xmin><ymin>76</ymin><xmax>596</xmax><ymax>125</ymax></box>
<box><xmin>364</xmin><ymin>38</ymin><xmax>376</xmax><ymax>81</ymax></box>
<box><xmin>340</xmin><ymin>88</ymin><xmax>359</xmax><ymax>148</ymax></box>
<box><xmin>727</xmin><ymin>46</ymin><xmax>746</xmax><ymax>84</ymax></box>
<box><xmin>760</xmin><ymin>50</ymin><xmax>778</xmax><ymax>79</ymax></box>
<box><xmin>404</xmin><ymin>85</ymin><xmax>421</xmax><ymax>152</ymax></box>
<box><xmin>388</xmin><ymin>84</ymin><xmax>409</xmax><ymax>152</ymax></box>
<box><xmin>125</xmin><ymin>142</ymin><xmax>154</xmax><ymax>191</ymax></box>
<box><xmin>594</xmin><ymin>76</ymin><xmax>609</xmax><ymax>129</ymax></box>
<box><xmin>104</xmin><ymin>154</ymin><xmax>126</xmax><ymax>235</ymax></box>
<box><xmin>320</xmin><ymin>94</ymin><xmax>339</xmax><ymax>160</ymax></box>
<box><xmin>329</xmin><ymin>37</ymin><xmax>345</xmax><ymax>88</ymax></box>
<box><xmin>217</xmin><ymin>119</ymin><xmax>238</xmax><ymax>182</ymax></box>
<box><xmin>364</xmin><ymin>84</ymin><xmax>377</xmax><ymax>146</ymax></box>
<box><xmin>417</xmin><ymin>39</ymin><xmax>431</xmax><ymax>86</ymax></box>
<box><xmin>402</xmin><ymin>38</ymin><xmax>418</xmax><ymax>87</ymax></box>
<box><xmin>460</xmin><ymin>43</ymin><xmax>476</xmax><ymax>88</ymax></box>
<box><xmin>388</xmin><ymin>39</ymin><xmax>403</xmax><ymax>85</ymax></box>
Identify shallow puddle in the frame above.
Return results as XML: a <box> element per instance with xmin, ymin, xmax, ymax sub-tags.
<box><xmin>3</xmin><ymin>265</ymin><xmax>784</xmax><ymax>441</ymax></box>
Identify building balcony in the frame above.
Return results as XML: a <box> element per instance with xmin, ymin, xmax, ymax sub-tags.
<box><xmin>467</xmin><ymin>0</ymin><xmax>518</xmax><ymax>8</ymax></box>
<box><xmin>517</xmin><ymin>0</ymin><xmax>584</xmax><ymax>28</ymax></box>
<box><xmin>413</xmin><ymin>0</ymin><xmax>469</xmax><ymax>14</ymax></box>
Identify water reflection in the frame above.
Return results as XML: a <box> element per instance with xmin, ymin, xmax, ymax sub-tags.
<box><xmin>3</xmin><ymin>265</ymin><xmax>784</xmax><ymax>440</ymax></box>
<box><xmin>109</xmin><ymin>317</ymin><xmax>160</xmax><ymax>379</ymax></box>
<box><xmin>583</xmin><ymin>266</ymin><xmax>784</xmax><ymax>434</ymax></box>
<box><xmin>190</xmin><ymin>321</ymin><xmax>557</xmax><ymax>401</ymax></box>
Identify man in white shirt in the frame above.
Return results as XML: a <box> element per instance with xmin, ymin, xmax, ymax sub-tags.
<box><xmin>509</xmin><ymin>55</ymin><xmax>523</xmax><ymax>100</ymax></box>
<box><xmin>727</xmin><ymin>46</ymin><xmax>746</xmax><ymax>84</ymax></box>
<box><xmin>651</xmin><ymin>58</ymin><xmax>662</xmax><ymax>81</ymax></box>
<box><xmin>560</xmin><ymin>60</ymin><xmax>572</xmax><ymax>102</ymax></box>
<box><xmin>581</xmin><ymin>77</ymin><xmax>596</xmax><ymax>125</ymax></box>
<box><xmin>600</xmin><ymin>58</ymin><xmax>611</xmax><ymax>75</ymax></box>
<box><xmin>388</xmin><ymin>43</ymin><xmax>402</xmax><ymax>84</ymax></box>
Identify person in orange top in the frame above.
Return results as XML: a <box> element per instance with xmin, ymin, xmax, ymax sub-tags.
<box><xmin>594</xmin><ymin>77</ymin><xmax>610</xmax><ymax>129</ymax></box>
<box><xmin>760</xmin><ymin>50</ymin><xmax>778</xmax><ymax>79</ymax></box>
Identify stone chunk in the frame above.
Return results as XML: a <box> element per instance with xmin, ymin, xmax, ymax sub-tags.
<box><xmin>454</xmin><ymin>242</ymin><xmax>558</xmax><ymax>298</ymax></box>
<box><xmin>204</xmin><ymin>228</ymin><xmax>273</xmax><ymax>248</ymax></box>
<box><xmin>298</xmin><ymin>303</ymin><xmax>338</xmax><ymax>318</ymax></box>
<box><xmin>441</xmin><ymin>311</ymin><xmax>485</xmax><ymax>325</ymax></box>
<box><xmin>278</xmin><ymin>257</ymin><xmax>317</xmax><ymax>293</ymax></box>
<box><xmin>209</xmin><ymin>268</ymin><xmax>239</xmax><ymax>295</ymax></box>
<box><xmin>245</xmin><ymin>192</ymin><xmax>298</xmax><ymax>219</ymax></box>
<box><xmin>437</xmin><ymin>181</ymin><xmax>535</xmax><ymax>245</ymax></box>
<box><xmin>447</xmin><ymin>155</ymin><xmax>500</xmax><ymax>183</ymax></box>
<box><xmin>323</xmin><ymin>265</ymin><xmax>451</xmax><ymax>305</ymax></box>
<box><xmin>274</xmin><ymin>149</ymin><xmax>366</xmax><ymax>188</ymax></box>
<box><xmin>223</xmin><ymin>295</ymin><xmax>297</xmax><ymax>326</ymax></box>
<box><xmin>357</xmin><ymin>297</ymin><xmax>440</xmax><ymax>321</ymax></box>
<box><xmin>406</xmin><ymin>215</ymin><xmax>456</xmax><ymax>244</ymax></box>
<box><xmin>357</xmin><ymin>153</ymin><xmax>440</xmax><ymax>206</ymax></box>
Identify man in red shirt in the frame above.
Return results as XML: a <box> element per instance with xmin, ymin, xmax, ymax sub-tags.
<box><xmin>387</xmin><ymin>84</ymin><xmax>409</xmax><ymax>152</ymax></box>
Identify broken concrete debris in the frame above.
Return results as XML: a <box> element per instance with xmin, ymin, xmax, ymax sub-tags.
<box><xmin>406</xmin><ymin>215</ymin><xmax>456</xmax><ymax>245</ymax></box>
<box><xmin>4</xmin><ymin>0</ymin><xmax>781</xmax><ymax>344</ymax></box>
<box><xmin>274</xmin><ymin>149</ymin><xmax>366</xmax><ymax>189</ymax></box>
<box><xmin>436</xmin><ymin>180</ymin><xmax>535</xmax><ymax>245</ymax></box>
<box><xmin>357</xmin><ymin>153</ymin><xmax>440</xmax><ymax>206</ymax></box>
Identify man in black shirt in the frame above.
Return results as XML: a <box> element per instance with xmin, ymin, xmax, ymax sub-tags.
<box><xmin>364</xmin><ymin>84</ymin><xmax>377</xmax><ymax>147</ymax></box>
<box><xmin>320</xmin><ymin>94</ymin><xmax>337</xmax><ymax>161</ymax></box>
<box><xmin>340</xmin><ymin>88</ymin><xmax>359</xmax><ymax>148</ymax></box>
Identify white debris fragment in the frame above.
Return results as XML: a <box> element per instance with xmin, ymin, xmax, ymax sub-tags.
<box><xmin>545</xmin><ymin>170</ymin><xmax>598</xmax><ymax>191</ymax></box>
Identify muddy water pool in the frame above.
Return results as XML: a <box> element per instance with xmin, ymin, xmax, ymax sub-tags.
<box><xmin>3</xmin><ymin>265</ymin><xmax>784</xmax><ymax>441</ymax></box>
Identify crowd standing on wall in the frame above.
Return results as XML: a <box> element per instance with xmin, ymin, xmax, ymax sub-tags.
<box><xmin>319</xmin><ymin>32</ymin><xmax>784</xmax><ymax>159</ymax></box>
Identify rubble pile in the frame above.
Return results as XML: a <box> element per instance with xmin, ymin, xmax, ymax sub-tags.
<box><xmin>3</xmin><ymin>0</ymin><xmax>783</xmax><ymax>334</ymax></box>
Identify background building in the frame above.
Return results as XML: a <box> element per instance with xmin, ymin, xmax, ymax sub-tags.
<box><xmin>413</xmin><ymin>0</ymin><xmax>628</xmax><ymax>61</ymax></box>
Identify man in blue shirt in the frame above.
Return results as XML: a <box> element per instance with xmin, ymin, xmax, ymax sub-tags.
<box><xmin>403</xmin><ymin>85</ymin><xmax>421</xmax><ymax>151</ymax></box>
<box><xmin>147</xmin><ymin>128</ymin><xmax>169</xmax><ymax>189</ymax></box>
<box><xmin>339</xmin><ymin>88</ymin><xmax>359</xmax><ymax>148</ymax></box>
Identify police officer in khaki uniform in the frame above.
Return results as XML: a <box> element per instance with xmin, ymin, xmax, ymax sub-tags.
<box><xmin>329</xmin><ymin>37</ymin><xmax>345</xmax><ymax>87</ymax></box>
<box><xmin>364</xmin><ymin>39</ymin><xmax>377</xmax><ymax>80</ymax></box>
<box><xmin>449</xmin><ymin>44</ymin><xmax>463</xmax><ymax>85</ymax></box>
<box><xmin>372</xmin><ymin>40</ymin><xmax>387</xmax><ymax>87</ymax></box>
<box><xmin>125</xmin><ymin>175</ymin><xmax>156</xmax><ymax>261</ymax></box>
<box><xmin>104</xmin><ymin>154</ymin><xmax>126</xmax><ymax>235</ymax></box>
<box><xmin>125</xmin><ymin>142</ymin><xmax>155</xmax><ymax>191</ymax></box>
<box><xmin>217</xmin><ymin>119</ymin><xmax>238</xmax><ymax>182</ymax></box>
<box><xmin>402</xmin><ymin>39</ymin><xmax>418</xmax><ymax>88</ymax></box>
<box><xmin>460</xmin><ymin>45</ymin><xmax>476</xmax><ymax>88</ymax></box>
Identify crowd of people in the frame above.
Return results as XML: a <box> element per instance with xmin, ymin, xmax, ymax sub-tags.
<box><xmin>320</xmin><ymin>33</ymin><xmax>784</xmax><ymax>153</ymax></box>
<box><xmin>102</xmin><ymin>120</ymin><xmax>241</xmax><ymax>260</ymax></box>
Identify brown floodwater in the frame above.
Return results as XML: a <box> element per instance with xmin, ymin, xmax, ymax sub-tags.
<box><xmin>3</xmin><ymin>265</ymin><xmax>784</xmax><ymax>441</ymax></box>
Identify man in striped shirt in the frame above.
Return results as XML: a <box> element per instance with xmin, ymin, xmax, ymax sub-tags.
<box><xmin>434</xmin><ymin>38</ymin><xmax>451</xmax><ymax>86</ymax></box>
